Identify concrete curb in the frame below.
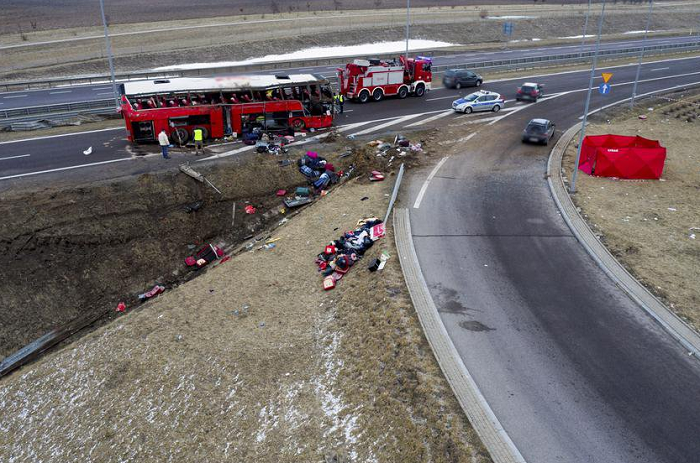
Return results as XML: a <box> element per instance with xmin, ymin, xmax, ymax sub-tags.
<box><xmin>393</xmin><ymin>208</ymin><xmax>527</xmax><ymax>463</ymax></box>
<box><xmin>547</xmin><ymin>126</ymin><xmax>700</xmax><ymax>358</ymax></box>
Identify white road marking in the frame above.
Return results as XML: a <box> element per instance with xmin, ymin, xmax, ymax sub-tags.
<box><xmin>0</xmin><ymin>127</ymin><xmax>123</xmax><ymax>145</ymax></box>
<box><xmin>405</xmin><ymin>109</ymin><xmax>454</xmax><ymax>127</ymax></box>
<box><xmin>0</xmin><ymin>157</ymin><xmax>130</xmax><ymax>181</ymax></box>
<box><xmin>651</xmin><ymin>67</ymin><xmax>670</xmax><ymax>71</ymax></box>
<box><xmin>2</xmin><ymin>94</ymin><xmax>27</xmax><ymax>99</ymax></box>
<box><xmin>426</xmin><ymin>95</ymin><xmax>458</xmax><ymax>101</ymax></box>
<box><xmin>348</xmin><ymin>113</ymin><xmax>424</xmax><ymax>136</ymax></box>
<box><xmin>96</xmin><ymin>92</ymin><xmax>115</xmax><ymax>96</ymax></box>
<box><xmin>0</xmin><ymin>154</ymin><xmax>31</xmax><ymax>161</ymax></box>
<box><xmin>92</xmin><ymin>87</ymin><xmax>113</xmax><ymax>90</ymax></box>
<box><xmin>413</xmin><ymin>157</ymin><xmax>450</xmax><ymax>209</ymax></box>
<box><xmin>49</xmin><ymin>90</ymin><xmax>72</xmax><ymax>94</ymax></box>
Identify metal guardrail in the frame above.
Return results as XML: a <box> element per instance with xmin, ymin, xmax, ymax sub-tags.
<box><xmin>2</xmin><ymin>40</ymin><xmax>699</xmax><ymax>127</ymax></box>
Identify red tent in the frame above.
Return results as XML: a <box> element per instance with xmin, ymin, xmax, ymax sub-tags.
<box><xmin>578</xmin><ymin>134</ymin><xmax>666</xmax><ymax>179</ymax></box>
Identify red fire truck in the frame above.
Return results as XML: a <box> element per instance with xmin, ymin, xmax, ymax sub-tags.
<box><xmin>336</xmin><ymin>55</ymin><xmax>432</xmax><ymax>103</ymax></box>
<box><xmin>119</xmin><ymin>74</ymin><xmax>334</xmax><ymax>144</ymax></box>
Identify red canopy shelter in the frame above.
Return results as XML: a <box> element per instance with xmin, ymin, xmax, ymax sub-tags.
<box><xmin>578</xmin><ymin>134</ymin><xmax>666</xmax><ymax>179</ymax></box>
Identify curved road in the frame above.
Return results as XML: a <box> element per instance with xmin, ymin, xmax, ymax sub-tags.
<box><xmin>405</xmin><ymin>66</ymin><xmax>700</xmax><ymax>461</ymax></box>
<box><xmin>1</xmin><ymin>48</ymin><xmax>700</xmax><ymax>461</ymax></box>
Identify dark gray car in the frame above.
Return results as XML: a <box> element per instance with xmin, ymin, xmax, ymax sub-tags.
<box><xmin>442</xmin><ymin>69</ymin><xmax>483</xmax><ymax>89</ymax></box>
<box><xmin>522</xmin><ymin>118</ymin><xmax>556</xmax><ymax>145</ymax></box>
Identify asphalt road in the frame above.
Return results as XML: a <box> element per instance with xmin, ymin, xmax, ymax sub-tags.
<box><xmin>1</xmin><ymin>47</ymin><xmax>700</xmax><ymax>462</ymax></box>
<box><xmin>405</xmin><ymin>66</ymin><xmax>700</xmax><ymax>461</ymax></box>
<box><xmin>0</xmin><ymin>34</ymin><xmax>698</xmax><ymax>110</ymax></box>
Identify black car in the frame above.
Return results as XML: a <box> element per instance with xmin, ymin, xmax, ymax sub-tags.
<box><xmin>442</xmin><ymin>69</ymin><xmax>483</xmax><ymax>89</ymax></box>
<box><xmin>516</xmin><ymin>82</ymin><xmax>544</xmax><ymax>102</ymax></box>
<box><xmin>522</xmin><ymin>118</ymin><xmax>556</xmax><ymax>145</ymax></box>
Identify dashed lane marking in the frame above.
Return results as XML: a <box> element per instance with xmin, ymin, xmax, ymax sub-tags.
<box><xmin>0</xmin><ymin>154</ymin><xmax>31</xmax><ymax>161</ymax></box>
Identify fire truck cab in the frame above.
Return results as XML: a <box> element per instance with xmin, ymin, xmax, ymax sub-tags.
<box><xmin>337</xmin><ymin>55</ymin><xmax>432</xmax><ymax>103</ymax></box>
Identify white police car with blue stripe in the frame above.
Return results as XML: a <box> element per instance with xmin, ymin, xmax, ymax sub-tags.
<box><xmin>452</xmin><ymin>90</ymin><xmax>505</xmax><ymax>114</ymax></box>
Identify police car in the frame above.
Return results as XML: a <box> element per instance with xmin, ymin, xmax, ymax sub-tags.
<box><xmin>452</xmin><ymin>90</ymin><xmax>505</xmax><ymax>114</ymax></box>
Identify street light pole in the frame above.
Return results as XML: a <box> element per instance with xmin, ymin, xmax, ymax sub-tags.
<box><xmin>630</xmin><ymin>0</ymin><xmax>654</xmax><ymax>108</ymax></box>
<box><xmin>99</xmin><ymin>0</ymin><xmax>120</xmax><ymax>110</ymax></box>
<box><xmin>570</xmin><ymin>0</ymin><xmax>607</xmax><ymax>194</ymax></box>
<box><xmin>580</xmin><ymin>0</ymin><xmax>592</xmax><ymax>57</ymax></box>
<box><xmin>405</xmin><ymin>0</ymin><xmax>410</xmax><ymax>64</ymax></box>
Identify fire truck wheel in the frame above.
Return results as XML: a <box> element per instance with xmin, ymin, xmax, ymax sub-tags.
<box><xmin>372</xmin><ymin>88</ymin><xmax>383</xmax><ymax>102</ymax></box>
<box><xmin>173</xmin><ymin>128</ymin><xmax>189</xmax><ymax>144</ymax></box>
<box><xmin>291</xmin><ymin>118</ymin><xmax>306</xmax><ymax>130</ymax></box>
<box><xmin>191</xmin><ymin>126</ymin><xmax>209</xmax><ymax>140</ymax></box>
<box><xmin>358</xmin><ymin>90</ymin><xmax>370</xmax><ymax>104</ymax></box>
<box><xmin>414</xmin><ymin>84</ymin><xmax>426</xmax><ymax>97</ymax></box>
<box><xmin>398</xmin><ymin>86</ymin><xmax>409</xmax><ymax>99</ymax></box>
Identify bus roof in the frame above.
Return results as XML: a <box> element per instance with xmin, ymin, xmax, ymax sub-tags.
<box><xmin>122</xmin><ymin>74</ymin><xmax>327</xmax><ymax>96</ymax></box>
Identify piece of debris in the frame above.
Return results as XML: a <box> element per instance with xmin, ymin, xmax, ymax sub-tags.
<box><xmin>83</xmin><ymin>146</ymin><xmax>92</xmax><ymax>156</ymax></box>
<box><xmin>179</xmin><ymin>163</ymin><xmax>222</xmax><ymax>195</ymax></box>
<box><xmin>370</xmin><ymin>170</ymin><xmax>385</xmax><ymax>182</ymax></box>
<box><xmin>295</xmin><ymin>187</ymin><xmax>311</xmax><ymax>197</ymax></box>
<box><xmin>638</xmin><ymin>114</ymin><xmax>648</xmax><ymax>120</ymax></box>
<box><xmin>276</xmin><ymin>189</ymin><xmax>287</xmax><ymax>196</ymax></box>
<box><xmin>184</xmin><ymin>201</ymin><xmax>203</xmax><ymax>213</ymax></box>
<box><xmin>185</xmin><ymin>244</ymin><xmax>225</xmax><ymax>269</ymax></box>
<box><xmin>361</xmin><ymin>196</ymin><xmax>369</xmax><ymax>201</ymax></box>
<box><xmin>284</xmin><ymin>197</ymin><xmax>313</xmax><ymax>208</ymax></box>
<box><xmin>244</xmin><ymin>205</ymin><xmax>257</xmax><ymax>214</ymax></box>
<box><xmin>116</xmin><ymin>302</ymin><xmax>126</xmax><ymax>312</ymax></box>
<box><xmin>278</xmin><ymin>159</ymin><xmax>294</xmax><ymax>167</ymax></box>
<box><xmin>138</xmin><ymin>285</ymin><xmax>165</xmax><ymax>302</ymax></box>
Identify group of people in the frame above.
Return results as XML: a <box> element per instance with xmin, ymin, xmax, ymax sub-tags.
<box><xmin>297</xmin><ymin>151</ymin><xmax>339</xmax><ymax>190</ymax></box>
<box><xmin>157</xmin><ymin>128</ymin><xmax>205</xmax><ymax>159</ymax></box>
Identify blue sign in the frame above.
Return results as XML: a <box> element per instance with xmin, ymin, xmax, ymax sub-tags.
<box><xmin>599</xmin><ymin>83</ymin><xmax>611</xmax><ymax>95</ymax></box>
<box><xmin>503</xmin><ymin>22</ymin><xmax>514</xmax><ymax>36</ymax></box>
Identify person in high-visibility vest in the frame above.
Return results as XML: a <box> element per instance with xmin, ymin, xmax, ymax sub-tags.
<box><xmin>193</xmin><ymin>128</ymin><xmax>204</xmax><ymax>155</ymax></box>
<box><xmin>334</xmin><ymin>93</ymin><xmax>344</xmax><ymax>114</ymax></box>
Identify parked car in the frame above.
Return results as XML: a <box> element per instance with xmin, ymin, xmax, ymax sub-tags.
<box><xmin>452</xmin><ymin>91</ymin><xmax>505</xmax><ymax>114</ymax></box>
<box><xmin>516</xmin><ymin>82</ymin><xmax>545</xmax><ymax>102</ymax></box>
<box><xmin>443</xmin><ymin>69</ymin><xmax>483</xmax><ymax>89</ymax></box>
<box><xmin>522</xmin><ymin>118</ymin><xmax>556</xmax><ymax>145</ymax></box>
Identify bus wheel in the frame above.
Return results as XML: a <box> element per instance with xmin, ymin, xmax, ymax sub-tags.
<box><xmin>291</xmin><ymin>119</ymin><xmax>306</xmax><ymax>131</ymax></box>
<box><xmin>372</xmin><ymin>88</ymin><xmax>383</xmax><ymax>102</ymax></box>
<box><xmin>191</xmin><ymin>126</ymin><xmax>209</xmax><ymax>140</ymax></box>
<box><xmin>398</xmin><ymin>86</ymin><xmax>408</xmax><ymax>99</ymax></box>
<box><xmin>173</xmin><ymin>128</ymin><xmax>189</xmax><ymax>144</ymax></box>
<box><xmin>414</xmin><ymin>84</ymin><xmax>426</xmax><ymax>97</ymax></box>
<box><xmin>358</xmin><ymin>90</ymin><xmax>370</xmax><ymax>104</ymax></box>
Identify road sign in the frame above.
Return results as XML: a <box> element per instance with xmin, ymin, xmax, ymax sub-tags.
<box><xmin>599</xmin><ymin>83</ymin><xmax>611</xmax><ymax>95</ymax></box>
<box><xmin>601</xmin><ymin>72</ymin><xmax>613</xmax><ymax>83</ymax></box>
<box><xmin>503</xmin><ymin>22</ymin><xmax>514</xmax><ymax>36</ymax></box>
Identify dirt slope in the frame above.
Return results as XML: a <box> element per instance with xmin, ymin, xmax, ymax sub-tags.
<box><xmin>0</xmin><ymin>176</ymin><xmax>490</xmax><ymax>463</ymax></box>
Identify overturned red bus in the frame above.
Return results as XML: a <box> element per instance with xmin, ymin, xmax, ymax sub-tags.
<box><xmin>119</xmin><ymin>74</ymin><xmax>335</xmax><ymax>144</ymax></box>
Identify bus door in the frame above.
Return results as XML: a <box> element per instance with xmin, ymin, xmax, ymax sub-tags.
<box><xmin>223</xmin><ymin>106</ymin><xmax>233</xmax><ymax>136</ymax></box>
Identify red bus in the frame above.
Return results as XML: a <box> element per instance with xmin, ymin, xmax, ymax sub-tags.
<box><xmin>119</xmin><ymin>74</ymin><xmax>335</xmax><ymax>144</ymax></box>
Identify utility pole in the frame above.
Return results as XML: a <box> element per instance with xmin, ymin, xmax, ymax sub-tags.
<box><xmin>630</xmin><ymin>0</ymin><xmax>654</xmax><ymax>108</ymax></box>
<box><xmin>570</xmin><ymin>0</ymin><xmax>607</xmax><ymax>194</ymax></box>
<box><xmin>580</xmin><ymin>0</ymin><xmax>592</xmax><ymax>57</ymax></box>
<box><xmin>405</xmin><ymin>0</ymin><xmax>410</xmax><ymax>65</ymax></box>
<box><xmin>99</xmin><ymin>0</ymin><xmax>120</xmax><ymax>110</ymax></box>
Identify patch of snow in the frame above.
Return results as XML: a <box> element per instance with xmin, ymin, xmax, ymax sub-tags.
<box><xmin>559</xmin><ymin>34</ymin><xmax>595</xmax><ymax>39</ymax></box>
<box><xmin>154</xmin><ymin>40</ymin><xmax>458</xmax><ymax>71</ymax></box>
<box><xmin>487</xmin><ymin>15</ymin><xmax>536</xmax><ymax>19</ymax></box>
<box><xmin>624</xmin><ymin>30</ymin><xmax>655</xmax><ymax>34</ymax></box>
<box><xmin>509</xmin><ymin>38</ymin><xmax>542</xmax><ymax>43</ymax></box>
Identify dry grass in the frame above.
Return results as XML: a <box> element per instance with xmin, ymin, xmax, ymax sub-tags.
<box><xmin>562</xmin><ymin>91</ymin><xmax>700</xmax><ymax>331</ymax></box>
<box><xmin>0</xmin><ymin>173</ymin><xmax>489</xmax><ymax>462</ymax></box>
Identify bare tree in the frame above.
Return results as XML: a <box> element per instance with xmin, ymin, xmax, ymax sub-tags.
<box><xmin>333</xmin><ymin>0</ymin><xmax>343</xmax><ymax>11</ymax></box>
<box><xmin>30</xmin><ymin>20</ymin><xmax>37</xmax><ymax>30</ymax></box>
<box><xmin>18</xmin><ymin>24</ymin><xmax>27</xmax><ymax>41</ymax></box>
<box><xmin>271</xmin><ymin>0</ymin><xmax>280</xmax><ymax>14</ymax></box>
<box><xmin>374</xmin><ymin>0</ymin><xmax>383</xmax><ymax>8</ymax></box>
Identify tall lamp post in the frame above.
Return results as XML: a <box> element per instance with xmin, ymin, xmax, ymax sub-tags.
<box><xmin>570</xmin><ymin>0</ymin><xmax>607</xmax><ymax>194</ymax></box>
<box><xmin>99</xmin><ymin>0</ymin><xmax>120</xmax><ymax>110</ymax></box>
<box><xmin>580</xmin><ymin>0</ymin><xmax>592</xmax><ymax>57</ymax></box>
<box><xmin>630</xmin><ymin>0</ymin><xmax>654</xmax><ymax>107</ymax></box>
<box><xmin>405</xmin><ymin>0</ymin><xmax>410</xmax><ymax>64</ymax></box>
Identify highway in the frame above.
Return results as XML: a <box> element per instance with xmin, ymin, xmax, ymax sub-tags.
<box><xmin>1</xmin><ymin>45</ymin><xmax>700</xmax><ymax>462</ymax></box>
<box><xmin>0</xmin><ymin>34</ymin><xmax>698</xmax><ymax>110</ymax></box>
